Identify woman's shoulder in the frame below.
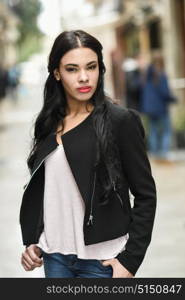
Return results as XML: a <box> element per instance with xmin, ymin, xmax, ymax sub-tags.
<box><xmin>106</xmin><ymin>99</ymin><xmax>145</xmax><ymax>137</ymax></box>
<box><xmin>106</xmin><ymin>99</ymin><xmax>141</xmax><ymax>123</ymax></box>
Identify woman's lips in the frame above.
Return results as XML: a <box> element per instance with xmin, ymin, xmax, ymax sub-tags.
<box><xmin>77</xmin><ymin>86</ymin><xmax>92</xmax><ymax>93</ymax></box>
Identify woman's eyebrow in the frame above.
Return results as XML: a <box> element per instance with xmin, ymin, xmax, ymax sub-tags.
<box><xmin>64</xmin><ymin>61</ymin><xmax>97</xmax><ymax>67</ymax></box>
<box><xmin>87</xmin><ymin>61</ymin><xmax>98</xmax><ymax>65</ymax></box>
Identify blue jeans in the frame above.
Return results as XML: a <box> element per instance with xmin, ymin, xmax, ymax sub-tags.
<box><xmin>41</xmin><ymin>250</ymin><xmax>113</xmax><ymax>278</ymax></box>
<box><xmin>148</xmin><ymin>113</ymin><xmax>172</xmax><ymax>159</ymax></box>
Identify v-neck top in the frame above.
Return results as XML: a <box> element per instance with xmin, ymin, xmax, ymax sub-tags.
<box><xmin>36</xmin><ymin>140</ymin><xmax>129</xmax><ymax>259</ymax></box>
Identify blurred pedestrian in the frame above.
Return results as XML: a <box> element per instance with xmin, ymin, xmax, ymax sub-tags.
<box><xmin>7</xmin><ymin>64</ymin><xmax>21</xmax><ymax>103</ymax></box>
<box><xmin>19</xmin><ymin>30</ymin><xmax>156</xmax><ymax>278</ymax></box>
<box><xmin>0</xmin><ymin>66</ymin><xmax>9</xmax><ymax>102</ymax></box>
<box><xmin>140</xmin><ymin>53</ymin><xmax>176</xmax><ymax>162</ymax></box>
<box><xmin>122</xmin><ymin>55</ymin><xmax>142</xmax><ymax>111</ymax></box>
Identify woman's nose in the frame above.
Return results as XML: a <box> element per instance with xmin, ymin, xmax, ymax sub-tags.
<box><xmin>78</xmin><ymin>70</ymin><xmax>89</xmax><ymax>82</ymax></box>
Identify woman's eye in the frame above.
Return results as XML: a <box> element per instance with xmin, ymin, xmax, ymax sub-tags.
<box><xmin>66</xmin><ymin>68</ymin><xmax>77</xmax><ymax>72</ymax></box>
<box><xmin>65</xmin><ymin>65</ymin><xmax>97</xmax><ymax>72</ymax></box>
<box><xmin>88</xmin><ymin>65</ymin><xmax>97</xmax><ymax>70</ymax></box>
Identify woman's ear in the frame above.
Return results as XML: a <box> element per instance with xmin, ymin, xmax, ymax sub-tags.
<box><xmin>54</xmin><ymin>69</ymin><xmax>61</xmax><ymax>81</ymax></box>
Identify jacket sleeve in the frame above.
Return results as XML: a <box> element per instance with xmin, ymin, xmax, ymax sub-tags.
<box><xmin>115</xmin><ymin>108</ymin><xmax>157</xmax><ymax>276</ymax></box>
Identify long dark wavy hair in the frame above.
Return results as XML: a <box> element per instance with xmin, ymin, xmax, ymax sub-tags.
<box><xmin>27</xmin><ymin>30</ymin><xmax>123</xmax><ymax>205</ymax></box>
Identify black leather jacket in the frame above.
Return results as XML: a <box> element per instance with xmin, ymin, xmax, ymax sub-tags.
<box><xmin>19</xmin><ymin>100</ymin><xmax>157</xmax><ymax>275</ymax></box>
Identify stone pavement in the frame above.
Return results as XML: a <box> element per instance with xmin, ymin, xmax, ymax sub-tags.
<box><xmin>0</xmin><ymin>87</ymin><xmax>185</xmax><ymax>278</ymax></box>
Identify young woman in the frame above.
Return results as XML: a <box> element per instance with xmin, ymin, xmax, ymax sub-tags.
<box><xmin>19</xmin><ymin>30</ymin><xmax>157</xmax><ymax>278</ymax></box>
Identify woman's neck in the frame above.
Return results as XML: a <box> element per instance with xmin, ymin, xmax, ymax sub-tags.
<box><xmin>65</xmin><ymin>101</ymin><xmax>94</xmax><ymax>117</ymax></box>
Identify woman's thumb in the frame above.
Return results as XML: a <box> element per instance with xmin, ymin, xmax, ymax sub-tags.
<box><xmin>101</xmin><ymin>259</ymin><xmax>111</xmax><ymax>267</ymax></box>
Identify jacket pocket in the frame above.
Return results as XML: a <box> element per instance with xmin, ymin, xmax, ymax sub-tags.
<box><xmin>114</xmin><ymin>190</ymin><xmax>124</xmax><ymax>208</ymax></box>
<box><xmin>112</xmin><ymin>181</ymin><xmax>124</xmax><ymax>208</ymax></box>
<box><xmin>112</xmin><ymin>181</ymin><xmax>132</xmax><ymax>216</ymax></box>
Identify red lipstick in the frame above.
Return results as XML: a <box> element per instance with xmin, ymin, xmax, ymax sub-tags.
<box><xmin>77</xmin><ymin>86</ymin><xmax>92</xmax><ymax>93</ymax></box>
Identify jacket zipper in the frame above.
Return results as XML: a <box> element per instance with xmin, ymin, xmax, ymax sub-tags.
<box><xmin>23</xmin><ymin>149</ymin><xmax>57</xmax><ymax>193</ymax></box>
<box><xmin>113</xmin><ymin>180</ymin><xmax>124</xmax><ymax>208</ymax></box>
<box><xmin>86</xmin><ymin>171</ymin><xmax>96</xmax><ymax>226</ymax></box>
<box><xmin>86</xmin><ymin>176</ymin><xmax>124</xmax><ymax>226</ymax></box>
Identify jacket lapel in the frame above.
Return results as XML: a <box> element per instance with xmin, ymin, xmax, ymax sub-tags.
<box><xmin>61</xmin><ymin>119</ymin><xmax>97</xmax><ymax>206</ymax></box>
<box><xmin>32</xmin><ymin>133</ymin><xmax>58</xmax><ymax>174</ymax></box>
<box><xmin>31</xmin><ymin>117</ymin><xmax>97</xmax><ymax>206</ymax></box>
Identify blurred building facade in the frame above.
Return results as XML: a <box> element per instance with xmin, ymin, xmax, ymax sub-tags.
<box><xmin>84</xmin><ymin>0</ymin><xmax>185</xmax><ymax>106</ymax></box>
<box><xmin>0</xmin><ymin>1</ymin><xmax>19</xmax><ymax>68</ymax></box>
<box><xmin>57</xmin><ymin>0</ymin><xmax>185</xmax><ymax>109</ymax></box>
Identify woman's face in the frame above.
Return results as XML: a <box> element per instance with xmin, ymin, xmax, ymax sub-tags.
<box><xmin>55</xmin><ymin>47</ymin><xmax>99</xmax><ymax>103</ymax></box>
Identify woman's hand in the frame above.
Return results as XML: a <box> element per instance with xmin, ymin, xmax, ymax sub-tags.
<box><xmin>102</xmin><ymin>258</ymin><xmax>134</xmax><ymax>278</ymax></box>
<box><xmin>21</xmin><ymin>244</ymin><xmax>43</xmax><ymax>271</ymax></box>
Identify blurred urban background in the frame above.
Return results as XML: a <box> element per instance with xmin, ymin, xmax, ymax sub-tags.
<box><xmin>0</xmin><ymin>0</ymin><xmax>185</xmax><ymax>277</ymax></box>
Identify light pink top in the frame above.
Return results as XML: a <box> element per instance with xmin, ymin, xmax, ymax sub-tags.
<box><xmin>36</xmin><ymin>143</ymin><xmax>129</xmax><ymax>259</ymax></box>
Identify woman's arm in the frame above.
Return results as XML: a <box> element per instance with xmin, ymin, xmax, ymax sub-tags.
<box><xmin>115</xmin><ymin>108</ymin><xmax>157</xmax><ymax>276</ymax></box>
